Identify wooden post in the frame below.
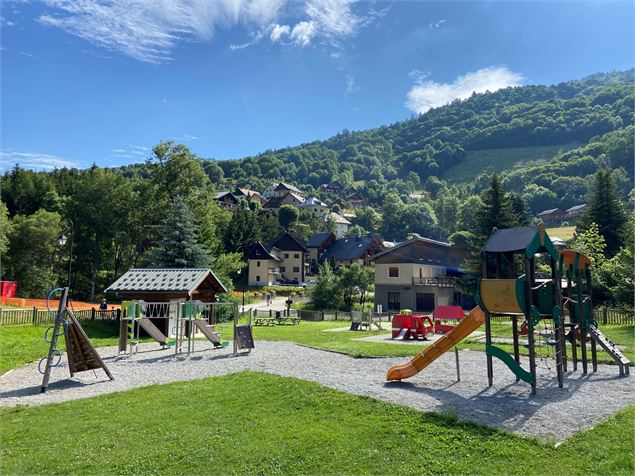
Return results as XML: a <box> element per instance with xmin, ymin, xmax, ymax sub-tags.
<box><xmin>41</xmin><ymin>288</ymin><xmax>69</xmax><ymax>392</ymax></box>
<box><xmin>602</xmin><ymin>307</ymin><xmax>607</xmax><ymax>325</ymax></box>
<box><xmin>32</xmin><ymin>306</ymin><xmax>38</xmax><ymax>325</ymax></box>
<box><xmin>91</xmin><ymin>307</ymin><xmax>96</xmax><ymax>320</ymax></box>
<box><xmin>576</xmin><ymin>266</ymin><xmax>587</xmax><ymax>375</ymax></box>
<box><xmin>512</xmin><ymin>315</ymin><xmax>520</xmax><ymax>381</ymax></box>
<box><xmin>551</xmin><ymin>256</ymin><xmax>564</xmax><ymax>389</ymax></box>
<box><xmin>526</xmin><ymin>256</ymin><xmax>537</xmax><ymax>395</ymax></box>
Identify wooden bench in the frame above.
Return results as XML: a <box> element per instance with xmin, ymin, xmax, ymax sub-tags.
<box><xmin>275</xmin><ymin>316</ymin><xmax>300</xmax><ymax>325</ymax></box>
<box><xmin>254</xmin><ymin>317</ymin><xmax>276</xmax><ymax>326</ymax></box>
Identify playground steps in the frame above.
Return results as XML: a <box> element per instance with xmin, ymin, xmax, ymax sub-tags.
<box><xmin>589</xmin><ymin>325</ymin><xmax>630</xmax><ymax>373</ymax></box>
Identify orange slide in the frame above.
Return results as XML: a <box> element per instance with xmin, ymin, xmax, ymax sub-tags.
<box><xmin>386</xmin><ymin>306</ymin><xmax>486</xmax><ymax>381</ymax></box>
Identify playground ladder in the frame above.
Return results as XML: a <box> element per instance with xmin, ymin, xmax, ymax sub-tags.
<box><xmin>588</xmin><ymin>325</ymin><xmax>630</xmax><ymax>375</ymax></box>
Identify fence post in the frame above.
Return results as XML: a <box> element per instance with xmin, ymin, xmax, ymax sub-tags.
<box><xmin>335</xmin><ymin>310</ymin><xmax>338</xmax><ymax>321</ymax></box>
<box><xmin>602</xmin><ymin>307</ymin><xmax>607</xmax><ymax>325</ymax></box>
<box><xmin>269</xmin><ymin>309</ymin><xmax>272</xmax><ymax>317</ymax></box>
<box><xmin>32</xmin><ymin>306</ymin><xmax>38</xmax><ymax>325</ymax></box>
<box><xmin>116</xmin><ymin>309</ymin><xmax>121</xmax><ymax>321</ymax></box>
<box><xmin>91</xmin><ymin>307</ymin><xmax>96</xmax><ymax>320</ymax></box>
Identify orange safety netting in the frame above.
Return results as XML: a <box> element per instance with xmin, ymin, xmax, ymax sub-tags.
<box><xmin>0</xmin><ymin>296</ymin><xmax>120</xmax><ymax>310</ymax></box>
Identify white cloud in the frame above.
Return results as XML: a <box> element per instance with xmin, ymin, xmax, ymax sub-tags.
<box><xmin>290</xmin><ymin>21</ymin><xmax>316</xmax><ymax>47</ymax></box>
<box><xmin>38</xmin><ymin>0</ymin><xmax>287</xmax><ymax>63</ymax></box>
<box><xmin>0</xmin><ymin>150</ymin><xmax>78</xmax><ymax>171</ymax></box>
<box><xmin>345</xmin><ymin>73</ymin><xmax>357</xmax><ymax>93</ymax></box>
<box><xmin>112</xmin><ymin>144</ymin><xmax>150</xmax><ymax>158</ymax></box>
<box><xmin>270</xmin><ymin>23</ymin><xmax>290</xmax><ymax>42</ymax></box>
<box><xmin>406</xmin><ymin>67</ymin><xmax>525</xmax><ymax>114</ymax></box>
<box><xmin>37</xmin><ymin>0</ymin><xmax>376</xmax><ymax>59</ymax></box>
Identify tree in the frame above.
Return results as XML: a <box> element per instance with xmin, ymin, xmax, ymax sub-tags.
<box><xmin>353</xmin><ymin>207</ymin><xmax>382</xmax><ymax>233</ymax></box>
<box><xmin>577</xmin><ymin>169</ymin><xmax>627</xmax><ymax>256</ymax></box>
<box><xmin>209</xmin><ymin>252</ymin><xmax>244</xmax><ymax>295</ymax></box>
<box><xmin>338</xmin><ymin>264</ymin><xmax>374</xmax><ymax>310</ymax></box>
<box><xmin>6</xmin><ymin>209</ymin><xmax>62</xmax><ymax>297</ymax></box>
<box><xmin>278</xmin><ymin>205</ymin><xmax>300</xmax><ymax>231</ymax></box>
<box><xmin>345</xmin><ymin>225</ymin><xmax>367</xmax><ymax>237</ymax></box>
<box><xmin>571</xmin><ymin>223</ymin><xmax>606</xmax><ymax>267</ymax></box>
<box><xmin>147</xmin><ymin>196</ymin><xmax>210</xmax><ymax>268</ymax></box>
<box><xmin>510</xmin><ymin>193</ymin><xmax>532</xmax><ymax>226</ymax></box>
<box><xmin>310</xmin><ymin>262</ymin><xmax>341</xmax><ymax>310</ymax></box>
<box><xmin>223</xmin><ymin>207</ymin><xmax>262</xmax><ymax>255</ymax></box>
<box><xmin>473</xmin><ymin>174</ymin><xmax>517</xmax><ymax>244</ymax></box>
<box><xmin>0</xmin><ymin>201</ymin><xmax>13</xmax><ymax>280</ymax></box>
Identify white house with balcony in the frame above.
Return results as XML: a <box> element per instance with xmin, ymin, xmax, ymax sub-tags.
<box><xmin>368</xmin><ymin>237</ymin><xmax>470</xmax><ymax>312</ymax></box>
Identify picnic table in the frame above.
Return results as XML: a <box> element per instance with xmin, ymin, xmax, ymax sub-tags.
<box><xmin>254</xmin><ymin>317</ymin><xmax>276</xmax><ymax>326</ymax></box>
<box><xmin>275</xmin><ymin>315</ymin><xmax>300</xmax><ymax>325</ymax></box>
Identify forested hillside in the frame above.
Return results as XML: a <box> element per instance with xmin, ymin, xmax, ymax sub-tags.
<box><xmin>0</xmin><ymin>70</ymin><xmax>633</xmax><ymax>302</ymax></box>
<box><xmin>213</xmin><ymin>70</ymin><xmax>633</xmax><ymax>207</ymax></box>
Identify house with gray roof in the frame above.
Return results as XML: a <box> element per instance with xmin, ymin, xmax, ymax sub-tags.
<box><xmin>320</xmin><ymin>235</ymin><xmax>384</xmax><ymax>268</ymax></box>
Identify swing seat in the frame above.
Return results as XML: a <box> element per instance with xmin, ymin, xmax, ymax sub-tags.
<box><xmin>546</xmin><ymin>340</ymin><xmax>558</xmax><ymax>346</ymax></box>
<box><xmin>523</xmin><ymin>342</ymin><xmax>530</xmax><ymax>349</ymax></box>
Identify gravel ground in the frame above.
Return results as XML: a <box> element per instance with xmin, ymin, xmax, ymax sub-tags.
<box><xmin>1</xmin><ymin>341</ymin><xmax>633</xmax><ymax>441</ymax></box>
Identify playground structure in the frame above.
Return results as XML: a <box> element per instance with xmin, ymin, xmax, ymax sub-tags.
<box><xmin>40</xmin><ymin>287</ymin><xmax>114</xmax><ymax>393</ymax></box>
<box><xmin>391</xmin><ymin>313</ymin><xmax>434</xmax><ymax>340</ymax></box>
<box><xmin>433</xmin><ymin>306</ymin><xmax>465</xmax><ymax>334</ymax></box>
<box><xmin>386</xmin><ymin>224</ymin><xmax>630</xmax><ymax>394</ymax></box>
<box><xmin>350</xmin><ymin>310</ymin><xmax>384</xmax><ymax>331</ymax></box>
<box><xmin>118</xmin><ymin>300</ymin><xmax>254</xmax><ymax>356</ymax></box>
<box><xmin>560</xmin><ymin>249</ymin><xmax>629</xmax><ymax>376</ymax></box>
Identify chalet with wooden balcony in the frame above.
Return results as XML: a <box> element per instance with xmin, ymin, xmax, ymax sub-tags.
<box><xmin>368</xmin><ymin>237</ymin><xmax>470</xmax><ymax>313</ymax></box>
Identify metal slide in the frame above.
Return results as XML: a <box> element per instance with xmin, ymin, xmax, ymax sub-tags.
<box><xmin>589</xmin><ymin>324</ymin><xmax>630</xmax><ymax>375</ymax></box>
<box><xmin>192</xmin><ymin>319</ymin><xmax>222</xmax><ymax>347</ymax></box>
<box><xmin>138</xmin><ymin>318</ymin><xmax>168</xmax><ymax>346</ymax></box>
<box><xmin>386</xmin><ymin>306</ymin><xmax>486</xmax><ymax>381</ymax></box>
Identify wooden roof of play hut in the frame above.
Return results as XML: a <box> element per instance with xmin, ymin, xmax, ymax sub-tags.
<box><xmin>482</xmin><ymin>224</ymin><xmax>559</xmax><ymax>260</ymax></box>
<box><xmin>105</xmin><ymin>268</ymin><xmax>227</xmax><ymax>301</ymax></box>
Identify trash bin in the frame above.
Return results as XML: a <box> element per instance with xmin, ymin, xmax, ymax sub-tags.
<box><xmin>275</xmin><ymin>311</ymin><xmax>281</xmax><ymax>318</ymax></box>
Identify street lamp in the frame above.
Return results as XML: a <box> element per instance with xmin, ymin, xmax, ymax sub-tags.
<box><xmin>58</xmin><ymin>219</ymin><xmax>73</xmax><ymax>290</ymax></box>
<box><xmin>236</xmin><ymin>267</ymin><xmax>246</xmax><ymax>313</ymax></box>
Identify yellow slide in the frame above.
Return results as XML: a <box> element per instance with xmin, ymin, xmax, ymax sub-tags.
<box><xmin>386</xmin><ymin>306</ymin><xmax>486</xmax><ymax>381</ymax></box>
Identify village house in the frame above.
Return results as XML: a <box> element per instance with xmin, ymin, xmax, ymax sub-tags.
<box><xmin>105</xmin><ymin>268</ymin><xmax>227</xmax><ymax>336</ymax></box>
<box><xmin>263</xmin><ymin>191</ymin><xmax>306</xmax><ymax>211</ymax></box>
<box><xmin>320</xmin><ymin>235</ymin><xmax>385</xmax><ymax>268</ymax></box>
<box><xmin>564</xmin><ymin>204</ymin><xmax>587</xmax><ymax>223</ymax></box>
<box><xmin>325</xmin><ymin>211</ymin><xmax>351</xmax><ymax>238</ymax></box>
<box><xmin>306</xmin><ymin>232</ymin><xmax>337</xmax><ymax>273</ymax></box>
<box><xmin>247</xmin><ymin>232</ymin><xmax>308</xmax><ymax>285</ymax></box>
<box><xmin>368</xmin><ymin>237</ymin><xmax>470</xmax><ymax>313</ymax></box>
<box><xmin>274</xmin><ymin>182</ymin><xmax>304</xmax><ymax>199</ymax></box>
<box><xmin>536</xmin><ymin>208</ymin><xmax>566</xmax><ymax>225</ymax></box>
<box><xmin>234</xmin><ymin>187</ymin><xmax>266</xmax><ymax>206</ymax></box>
<box><xmin>214</xmin><ymin>191</ymin><xmax>240</xmax><ymax>211</ymax></box>
<box><xmin>300</xmin><ymin>196</ymin><xmax>329</xmax><ymax>216</ymax></box>
<box><xmin>262</xmin><ymin>183</ymin><xmax>279</xmax><ymax>199</ymax></box>
<box><xmin>346</xmin><ymin>190</ymin><xmax>366</xmax><ymax>207</ymax></box>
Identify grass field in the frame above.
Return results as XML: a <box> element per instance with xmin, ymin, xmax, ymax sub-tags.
<box><xmin>0</xmin><ymin>372</ymin><xmax>633</xmax><ymax>475</ymax></box>
<box><xmin>441</xmin><ymin>144</ymin><xmax>578</xmax><ymax>184</ymax></box>
<box><xmin>1</xmin><ymin>319</ymin><xmax>632</xmax><ymax>376</ymax></box>
<box><xmin>546</xmin><ymin>225</ymin><xmax>577</xmax><ymax>241</ymax></box>
<box><xmin>0</xmin><ymin>321</ymin><xmax>143</xmax><ymax>376</ymax></box>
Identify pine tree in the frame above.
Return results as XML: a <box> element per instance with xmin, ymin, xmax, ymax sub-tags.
<box><xmin>148</xmin><ymin>196</ymin><xmax>210</xmax><ymax>268</ymax></box>
<box><xmin>577</xmin><ymin>169</ymin><xmax>627</xmax><ymax>257</ymax></box>
<box><xmin>473</xmin><ymin>174</ymin><xmax>517</xmax><ymax>244</ymax></box>
<box><xmin>510</xmin><ymin>193</ymin><xmax>532</xmax><ymax>226</ymax></box>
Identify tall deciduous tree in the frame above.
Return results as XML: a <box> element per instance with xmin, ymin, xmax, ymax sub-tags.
<box><xmin>147</xmin><ymin>196</ymin><xmax>210</xmax><ymax>268</ymax></box>
<box><xmin>278</xmin><ymin>205</ymin><xmax>299</xmax><ymax>231</ymax></box>
<box><xmin>577</xmin><ymin>169</ymin><xmax>627</xmax><ymax>256</ymax></box>
<box><xmin>6</xmin><ymin>209</ymin><xmax>61</xmax><ymax>297</ymax></box>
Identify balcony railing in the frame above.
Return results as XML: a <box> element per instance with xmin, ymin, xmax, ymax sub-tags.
<box><xmin>412</xmin><ymin>277</ymin><xmax>455</xmax><ymax>287</ymax></box>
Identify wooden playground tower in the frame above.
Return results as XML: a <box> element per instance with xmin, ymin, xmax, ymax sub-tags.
<box><xmin>476</xmin><ymin>224</ymin><xmax>565</xmax><ymax>394</ymax></box>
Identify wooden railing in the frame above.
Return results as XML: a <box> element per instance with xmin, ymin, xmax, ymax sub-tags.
<box><xmin>412</xmin><ymin>277</ymin><xmax>455</xmax><ymax>287</ymax></box>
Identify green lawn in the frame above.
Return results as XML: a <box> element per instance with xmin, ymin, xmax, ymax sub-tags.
<box><xmin>0</xmin><ymin>372</ymin><xmax>632</xmax><ymax>475</ymax></box>
<box><xmin>253</xmin><ymin>320</ymin><xmax>634</xmax><ymax>365</ymax></box>
<box><xmin>440</xmin><ymin>144</ymin><xmax>578</xmax><ymax>184</ymax></box>
<box><xmin>0</xmin><ymin>321</ymin><xmax>134</xmax><ymax>376</ymax></box>
<box><xmin>546</xmin><ymin>225</ymin><xmax>577</xmax><ymax>241</ymax></box>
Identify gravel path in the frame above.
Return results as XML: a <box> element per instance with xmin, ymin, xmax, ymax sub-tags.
<box><xmin>1</xmin><ymin>341</ymin><xmax>633</xmax><ymax>441</ymax></box>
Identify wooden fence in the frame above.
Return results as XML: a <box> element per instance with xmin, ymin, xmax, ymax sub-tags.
<box><xmin>0</xmin><ymin>307</ymin><xmax>120</xmax><ymax>326</ymax></box>
<box><xmin>253</xmin><ymin>307</ymin><xmax>634</xmax><ymax>326</ymax></box>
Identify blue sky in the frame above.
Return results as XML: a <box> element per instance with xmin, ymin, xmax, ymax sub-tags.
<box><xmin>1</xmin><ymin>0</ymin><xmax>633</xmax><ymax>171</ymax></box>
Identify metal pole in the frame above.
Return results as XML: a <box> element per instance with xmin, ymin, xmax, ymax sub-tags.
<box><xmin>454</xmin><ymin>346</ymin><xmax>460</xmax><ymax>382</ymax></box>
<box><xmin>41</xmin><ymin>287</ymin><xmax>69</xmax><ymax>393</ymax></box>
<box><xmin>67</xmin><ymin>220</ymin><xmax>73</xmax><ymax>290</ymax></box>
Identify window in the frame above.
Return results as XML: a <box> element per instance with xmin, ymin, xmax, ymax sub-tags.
<box><xmin>256</xmin><ymin>261</ymin><xmax>261</xmax><ymax>267</ymax></box>
<box><xmin>294</xmin><ymin>253</ymin><xmax>299</xmax><ymax>259</ymax></box>
<box><xmin>389</xmin><ymin>267</ymin><xmax>399</xmax><ymax>278</ymax></box>
<box><xmin>350</xmin><ymin>260</ymin><xmax>353</xmax><ymax>265</ymax></box>
<box><xmin>388</xmin><ymin>292</ymin><xmax>401</xmax><ymax>311</ymax></box>
<box><xmin>256</xmin><ymin>275</ymin><xmax>260</xmax><ymax>282</ymax></box>
<box><xmin>280</xmin><ymin>266</ymin><xmax>286</xmax><ymax>272</ymax></box>
<box><xmin>284</xmin><ymin>253</ymin><xmax>289</xmax><ymax>258</ymax></box>
<box><xmin>293</xmin><ymin>266</ymin><xmax>300</xmax><ymax>273</ymax></box>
